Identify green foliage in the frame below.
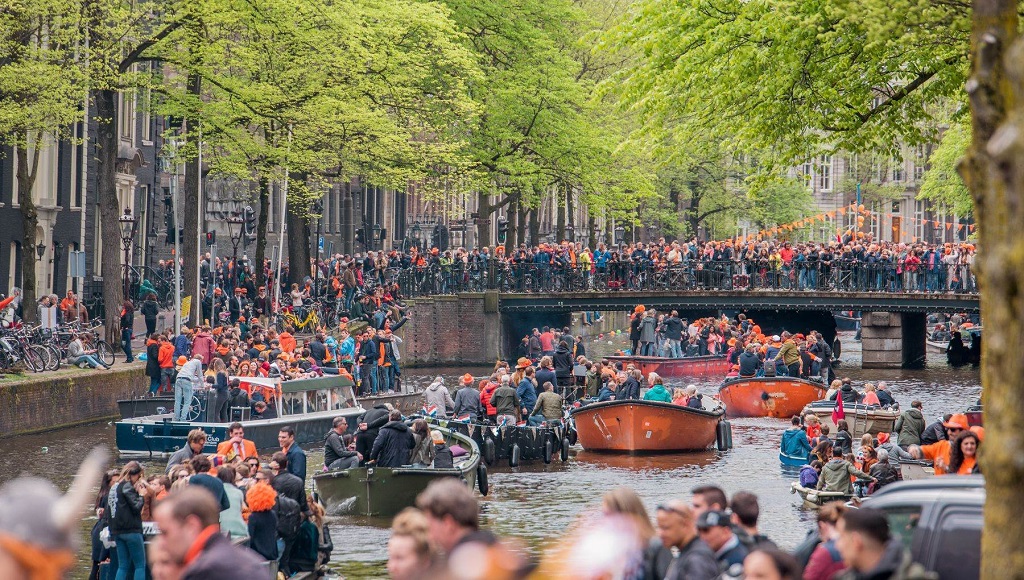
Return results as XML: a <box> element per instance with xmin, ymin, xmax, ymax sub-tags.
<box><xmin>603</xmin><ymin>0</ymin><xmax>969</xmax><ymax>169</ymax></box>
<box><xmin>746</xmin><ymin>177</ymin><xmax>815</xmax><ymax>230</ymax></box>
<box><xmin>919</xmin><ymin>119</ymin><xmax>972</xmax><ymax>217</ymax></box>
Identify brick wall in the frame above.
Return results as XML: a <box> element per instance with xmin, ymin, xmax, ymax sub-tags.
<box><xmin>398</xmin><ymin>293</ymin><xmax>502</xmax><ymax>367</ymax></box>
<box><xmin>0</xmin><ymin>366</ymin><xmax>145</xmax><ymax>437</ymax></box>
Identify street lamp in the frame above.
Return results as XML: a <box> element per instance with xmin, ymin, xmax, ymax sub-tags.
<box><xmin>225</xmin><ymin>213</ymin><xmax>244</xmax><ymax>258</ymax></box>
<box><xmin>614</xmin><ymin>225</ymin><xmax>625</xmax><ymax>247</ymax></box>
<box><xmin>565</xmin><ymin>224</ymin><xmax>575</xmax><ymax>242</ymax></box>
<box><xmin>372</xmin><ymin>223</ymin><xmax>382</xmax><ymax>250</ymax></box>
<box><xmin>35</xmin><ymin>242</ymin><xmax>46</xmax><ymax>261</ymax></box>
<box><xmin>410</xmin><ymin>223</ymin><xmax>422</xmax><ymax>250</ymax></box>
<box><xmin>118</xmin><ymin>207</ymin><xmax>136</xmax><ymax>300</ymax></box>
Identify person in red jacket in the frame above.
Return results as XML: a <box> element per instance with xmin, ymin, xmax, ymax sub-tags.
<box><xmin>480</xmin><ymin>378</ymin><xmax>499</xmax><ymax>423</ymax></box>
<box><xmin>191</xmin><ymin>327</ymin><xmax>216</xmax><ymax>371</ymax></box>
<box><xmin>158</xmin><ymin>339</ymin><xmax>176</xmax><ymax>393</ymax></box>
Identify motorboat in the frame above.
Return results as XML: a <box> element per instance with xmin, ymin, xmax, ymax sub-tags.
<box><xmin>800</xmin><ymin>400</ymin><xmax>899</xmax><ymax>438</ymax></box>
<box><xmin>427</xmin><ymin>417</ymin><xmax>576</xmax><ymax>467</ymax></box>
<box><xmin>569</xmin><ymin>399</ymin><xmax>730</xmax><ymax>454</ymax></box>
<box><xmin>604</xmin><ymin>354</ymin><xmax>731</xmax><ymax>378</ymax></box>
<box><xmin>790</xmin><ymin>481</ymin><xmax>860</xmax><ymax>509</ymax></box>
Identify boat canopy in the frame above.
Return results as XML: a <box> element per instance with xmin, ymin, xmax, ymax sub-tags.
<box><xmin>231</xmin><ymin>375</ymin><xmax>359</xmax><ymax>417</ymax></box>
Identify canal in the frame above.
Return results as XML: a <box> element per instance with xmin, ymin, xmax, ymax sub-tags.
<box><xmin>0</xmin><ymin>330</ymin><xmax>981</xmax><ymax>579</ymax></box>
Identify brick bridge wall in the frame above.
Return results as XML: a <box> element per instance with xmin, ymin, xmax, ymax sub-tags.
<box><xmin>0</xmin><ymin>365</ymin><xmax>146</xmax><ymax>437</ymax></box>
<box><xmin>398</xmin><ymin>293</ymin><xmax>504</xmax><ymax>367</ymax></box>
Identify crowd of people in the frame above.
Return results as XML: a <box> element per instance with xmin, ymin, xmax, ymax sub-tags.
<box><xmin>382</xmin><ymin>479</ymin><xmax>937</xmax><ymax>580</ymax></box>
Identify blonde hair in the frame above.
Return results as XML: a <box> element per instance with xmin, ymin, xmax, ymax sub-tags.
<box><xmin>864</xmin><ymin>383</ymin><xmax>876</xmax><ymax>392</ymax></box>
<box><xmin>391</xmin><ymin>508</ymin><xmax>431</xmax><ymax>559</ymax></box>
<box><xmin>601</xmin><ymin>487</ymin><xmax>656</xmax><ymax>543</ymax></box>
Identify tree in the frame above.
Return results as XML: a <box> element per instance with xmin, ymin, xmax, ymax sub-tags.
<box><xmin>919</xmin><ymin>119</ymin><xmax>973</xmax><ymax>218</ymax></box>
<box><xmin>0</xmin><ymin>0</ymin><xmax>85</xmax><ymax>322</ymax></box>
<box><xmin>604</xmin><ymin>0</ymin><xmax>969</xmax><ymax>171</ymax></box>
<box><xmin>958</xmin><ymin>1</ymin><xmax>1023</xmax><ymax>576</ymax></box>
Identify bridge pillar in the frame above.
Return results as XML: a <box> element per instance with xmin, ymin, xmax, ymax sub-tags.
<box><xmin>861</xmin><ymin>312</ymin><xmax>926</xmax><ymax>368</ymax></box>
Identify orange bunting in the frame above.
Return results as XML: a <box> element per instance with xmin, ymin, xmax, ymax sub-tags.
<box><xmin>957</xmin><ymin>224</ymin><xmax>964</xmax><ymax>231</ymax></box>
<box><xmin>838</xmin><ymin>208</ymin><xmax>847</xmax><ymax>215</ymax></box>
<box><xmin>969</xmin><ymin>224</ymin><xmax>976</xmax><ymax>231</ymax></box>
<box><xmin>946</xmin><ymin>223</ymin><xmax>953</xmax><ymax>230</ymax></box>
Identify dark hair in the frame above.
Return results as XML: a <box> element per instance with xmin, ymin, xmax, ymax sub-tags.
<box><xmin>690</xmin><ymin>485</ymin><xmax>727</xmax><ymax>510</ymax></box>
<box><xmin>160</xmin><ymin>487</ymin><xmax>221</xmax><ymax>528</ymax></box>
<box><xmin>228</xmin><ymin>422</ymin><xmax>244</xmax><ymax>432</ymax></box>
<box><xmin>837</xmin><ymin>420</ymin><xmax>849</xmax><ymax>432</ymax></box>
<box><xmin>832</xmin><ymin>446</ymin><xmax>844</xmax><ymax>457</ymax></box>
<box><xmin>729</xmin><ymin>491</ymin><xmax>761</xmax><ymax>527</ymax></box>
<box><xmin>747</xmin><ymin>548</ymin><xmax>803</xmax><ymax>580</ymax></box>
<box><xmin>216</xmin><ymin>465</ymin><xmax>237</xmax><ymax>485</ymax></box>
<box><xmin>948</xmin><ymin>430</ymin><xmax>981</xmax><ymax>475</ymax></box>
<box><xmin>416</xmin><ymin>478</ymin><xmax>479</xmax><ymax>529</ymax></box>
<box><xmin>271</xmin><ymin>451</ymin><xmax>288</xmax><ymax>470</ymax></box>
<box><xmin>791</xmin><ymin>415</ymin><xmax>802</xmax><ymax>426</ymax></box>
<box><xmin>840</xmin><ymin>507</ymin><xmax>891</xmax><ymax>545</ymax></box>
<box><xmin>191</xmin><ymin>454</ymin><xmax>212</xmax><ymax>473</ymax></box>
<box><xmin>279</xmin><ymin>426</ymin><xmax>296</xmax><ymax>438</ymax></box>
<box><xmin>912</xmin><ymin>400</ymin><xmax>922</xmax><ymax>409</ymax></box>
<box><xmin>389</xmin><ymin>409</ymin><xmax>402</xmax><ymax>421</ymax></box>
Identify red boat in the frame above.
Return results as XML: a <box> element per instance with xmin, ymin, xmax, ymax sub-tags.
<box><xmin>569</xmin><ymin>399</ymin><xmax>727</xmax><ymax>453</ymax></box>
<box><xmin>605</xmin><ymin>355</ymin><xmax>731</xmax><ymax>378</ymax></box>
<box><xmin>718</xmin><ymin>377</ymin><xmax>827</xmax><ymax>418</ymax></box>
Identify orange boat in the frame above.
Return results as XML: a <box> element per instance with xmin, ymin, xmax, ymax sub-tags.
<box><xmin>605</xmin><ymin>355</ymin><xmax>731</xmax><ymax>378</ymax></box>
<box><xmin>718</xmin><ymin>377</ymin><xmax>826</xmax><ymax>418</ymax></box>
<box><xmin>569</xmin><ymin>400</ymin><xmax>727</xmax><ymax>453</ymax></box>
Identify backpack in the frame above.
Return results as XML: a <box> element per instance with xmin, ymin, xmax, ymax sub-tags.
<box><xmin>276</xmin><ymin>495</ymin><xmax>302</xmax><ymax>539</ymax></box>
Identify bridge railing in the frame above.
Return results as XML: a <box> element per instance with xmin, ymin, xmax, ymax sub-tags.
<box><xmin>391</xmin><ymin>261</ymin><xmax>979</xmax><ymax>298</ymax></box>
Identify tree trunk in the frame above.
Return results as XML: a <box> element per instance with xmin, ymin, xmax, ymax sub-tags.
<box><xmin>286</xmin><ymin>173</ymin><xmax>311</xmax><ymax>283</ymax></box>
<box><xmin>516</xmin><ymin>197</ymin><xmax>526</xmax><ymax>247</ymax></box>
<box><xmin>556</xmin><ymin>183</ymin><xmax>566</xmax><ymax>241</ymax></box>
<box><xmin>959</xmin><ymin>1</ymin><xmax>1021</xmax><ymax>578</ymax></box>
<box><xmin>180</xmin><ymin>74</ymin><xmax>202</xmax><ymax>326</ymax></box>
<box><xmin>587</xmin><ymin>213</ymin><xmax>597</xmax><ymax>249</ymax></box>
<box><xmin>503</xmin><ymin>190</ymin><xmax>520</xmax><ymax>255</ymax></box>
<box><xmin>477</xmin><ymin>190</ymin><xmax>491</xmax><ymax>248</ymax></box>
<box><xmin>94</xmin><ymin>89</ymin><xmax>126</xmax><ymax>342</ymax></box>
<box><xmin>255</xmin><ymin>176</ymin><xmax>270</xmax><ymax>287</ymax></box>
<box><xmin>528</xmin><ymin>208</ymin><xmax>540</xmax><ymax>246</ymax></box>
<box><xmin>15</xmin><ymin>143</ymin><xmax>40</xmax><ymax>324</ymax></box>
<box><xmin>567</xmin><ymin>185</ymin><xmax>576</xmax><ymax>242</ymax></box>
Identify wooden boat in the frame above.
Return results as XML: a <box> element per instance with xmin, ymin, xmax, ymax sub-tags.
<box><xmin>718</xmin><ymin>377</ymin><xmax>827</xmax><ymax>418</ymax></box>
<box><xmin>312</xmin><ymin>425</ymin><xmax>485</xmax><ymax>517</ymax></box>
<box><xmin>428</xmin><ymin>418</ymin><xmax>576</xmax><ymax>467</ymax></box>
<box><xmin>569</xmin><ymin>399</ymin><xmax>729</xmax><ymax>454</ymax></box>
<box><xmin>115</xmin><ymin>375</ymin><xmax>365</xmax><ymax>459</ymax></box>
<box><xmin>800</xmin><ymin>400</ymin><xmax>899</xmax><ymax>438</ymax></box>
<box><xmin>604</xmin><ymin>354</ymin><xmax>731</xmax><ymax>378</ymax></box>
<box><xmin>790</xmin><ymin>482</ymin><xmax>858</xmax><ymax>509</ymax></box>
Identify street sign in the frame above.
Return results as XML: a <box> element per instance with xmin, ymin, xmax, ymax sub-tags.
<box><xmin>473</xmin><ymin>218</ymin><xmax>492</xmax><ymax>225</ymax></box>
<box><xmin>318</xmin><ymin>236</ymin><xmax>324</xmax><ymax>253</ymax></box>
<box><xmin>69</xmin><ymin>251</ymin><xmax>86</xmax><ymax>277</ymax></box>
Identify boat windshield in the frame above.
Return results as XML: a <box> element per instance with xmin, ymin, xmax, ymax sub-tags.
<box><xmin>279</xmin><ymin>376</ymin><xmax>359</xmax><ymax>416</ymax></box>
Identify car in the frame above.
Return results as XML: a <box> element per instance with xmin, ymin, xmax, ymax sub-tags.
<box><xmin>861</xmin><ymin>475</ymin><xmax>983</xmax><ymax>580</ymax></box>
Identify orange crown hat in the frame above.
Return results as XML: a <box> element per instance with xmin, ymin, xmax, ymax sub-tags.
<box><xmin>634</xmin><ymin>305</ymin><xmax>645</xmax><ymax>314</ymax></box>
<box><xmin>176</xmin><ymin>355</ymin><xmax>187</xmax><ymax>366</ymax></box>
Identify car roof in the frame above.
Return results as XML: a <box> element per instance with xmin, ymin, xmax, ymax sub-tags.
<box><xmin>864</xmin><ymin>475</ymin><xmax>984</xmax><ymax>507</ymax></box>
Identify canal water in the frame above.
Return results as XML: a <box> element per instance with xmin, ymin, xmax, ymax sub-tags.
<box><xmin>0</xmin><ymin>331</ymin><xmax>981</xmax><ymax>579</ymax></box>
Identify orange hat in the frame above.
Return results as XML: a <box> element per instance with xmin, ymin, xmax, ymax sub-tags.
<box><xmin>516</xmin><ymin>357</ymin><xmax>532</xmax><ymax>369</ymax></box>
<box><xmin>970</xmin><ymin>425</ymin><xmax>985</xmax><ymax>442</ymax></box>
<box><xmin>239</xmin><ymin>316</ymin><xmax>246</xmax><ymax>322</ymax></box>
<box><xmin>876</xmin><ymin>432</ymin><xmax>890</xmax><ymax>445</ymax></box>
<box><xmin>461</xmin><ymin>373</ymin><xmax>474</xmax><ymax>385</ymax></box>
<box><xmin>727</xmin><ymin>338</ymin><xmax>737</xmax><ymax>347</ymax></box>
<box><xmin>634</xmin><ymin>305</ymin><xmax>645</xmax><ymax>313</ymax></box>
<box><xmin>943</xmin><ymin>413</ymin><xmax>970</xmax><ymax>430</ymax></box>
<box><xmin>176</xmin><ymin>355</ymin><xmax>187</xmax><ymax>366</ymax></box>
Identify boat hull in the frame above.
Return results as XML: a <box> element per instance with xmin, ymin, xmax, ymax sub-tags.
<box><xmin>570</xmin><ymin>400</ymin><xmax>723</xmax><ymax>453</ymax></box>
<box><xmin>925</xmin><ymin>341</ymin><xmax>947</xmax><ymax>354</ymax></box>
<box><xmin>780</xmin><ymin>452</ymin><xmax>807</xmax><ymax>467</ymax></box>
<box><xmin>118</xmin><ymin>390</ymin><xmax>424</xmax><ymax>420</ymax></box>
<box><xmin>604</xmin><ymin>355</ymin><xmax>730</xmax><ymax>378</ymax></box>
<box><xmin>719</xmin><ymin>377</ymin><xmax>827</xmax><ymax>418</ymax></box>
<box><xmin>833</xmin><ymin>312</ymin><xmax>861</xmax><ymax>331</ymax></box>
<box><xmin>312</xmin><ymin>427</ymin><xmax>481</xmax><ymax>517</ymax></box>
<box><xmin>800</xmin><ymin>401</ymin><xmax>899</xmax><ymax>438</ymax></box>
<box><xmin>433</xmin><ymin>420</ymin><xmax>574</xmax><ymax>466</ymax></box>
<box><xmin>790</xmin><ymin>482</ymin><xmax>855</xmax><ymax>509</ymax></box>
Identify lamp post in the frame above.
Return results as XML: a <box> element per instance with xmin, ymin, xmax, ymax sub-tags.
<box><xmin>646</xmin><ymin>224</ymin><xmax>657</xmax><ymax>244</ymax></box>
<box><xmin>410</xmin><ymin>222</ymin><xmax>422</xmax><ymax>250</ymax></box>
<box><xmin>566</xmin><ymin>224</ymin><xmax>575</xmax><ymax>243</ymax></box>
<box><xmin>613</xmin><ymin>225</ymin><xmax>625</xmax><ymax>249</ymax></box>
<box><xmin>118</xmin><ymin>208</ymin><xmax>136</xmax><ymax>300</ymax></box>
<box><xmin>372</xmin><ymin>223</ymin><xmax>382</xmax><ymax>250</ymax></box>
<box><xmin>225</xmin><ymin>213</ymin><xmax>244</xmax><ymax>258</ymax></box>
<box><xmin>35</xmin><ymin>242</ymin><xmax>46</xmax><ymax>261</ymax></box>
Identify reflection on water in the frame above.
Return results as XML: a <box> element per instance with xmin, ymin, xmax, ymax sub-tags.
<box><xmin>0</xmin><ymin>331</ymin><xmax>981</xmax><ymax>579</ymax></box>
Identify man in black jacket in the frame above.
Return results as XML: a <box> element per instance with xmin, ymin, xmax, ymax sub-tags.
<box><xmin>308</xmin><ymin>332</ymin><xmax>328</xmax><ymax>366</ymax></box>
<box><xmin>324</xmin><ymin>417</ymin><xmax>360</xmax><ymax>470</ymax></box>
<box><xmin>270</xmin><ymin>451</ymin><xmax>309</xmax><ymax>576</ymax></box>
<box><xmin>663</xmin><ymin>311</ymin><xmax>684</xmax><ymax>358</ymax></box>
<box><xmin>358</xmin><ymin>329</ymin><xmax>380</xmax><ymax>395</ymax></box>
<box><xmin>737</xmin><ymin>345</ymin><xmax>760</xmax><ymax>378</ymax></box>
<box><xmin>619</xmin><ymin>370</ymin><xmax>641</xmax><ymax>400</ymax></box>
<box><xmin>355</xmin><ymin>404</ymin><xmax>391</xmax><ymax>463</ymax></box>
<box><xmin>370</xmin><ymin>410</ymin><xmax>415</xmax><ymax>467</ymax></box>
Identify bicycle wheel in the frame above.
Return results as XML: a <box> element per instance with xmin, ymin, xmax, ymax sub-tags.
<box><xmin>47</xmin><ymin>344</ymin><xmax>63</xmax><ymax>369</ymax></box>
<box><xmin>187</xmin><ymin>395</ymin><xmax>203</xmax><ymax>421</ymax></box>
<box><xmin>96</xmin><ymin>341</ymin><xmax>115</xmax><ymax>366</ymax></box>
<box><xmin>21</xmin><ymin>346</ymin><xmax>45</xmax><ymax>372</ymax></box>
<box><xmin>32</xmin><ymin>345</ymin><xmax>57</xmax><ymax>371</ymax></box>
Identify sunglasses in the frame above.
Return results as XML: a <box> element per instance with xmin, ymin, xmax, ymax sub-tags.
<box><xmin>656</xmin><ymin>504</ymin><xmax>690</xmax><ymax>518</ymax></box>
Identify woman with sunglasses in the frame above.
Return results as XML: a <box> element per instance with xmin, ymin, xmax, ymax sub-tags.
<box><xmin>909</xmin><ymin>413</ymin><xmax>970</xmax><ymax>474</ymax></box>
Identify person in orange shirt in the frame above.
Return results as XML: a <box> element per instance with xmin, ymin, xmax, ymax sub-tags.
<box><xmin>278</xmin><ymin>326</ymin><xmax>296</xmax><ymax>354</ymax></box>
<box><xmin>946</xmin><ymin>430</ymin><xmax>980</xmax><ymax>475</ymax></box>
<box><xmin>910</xmin><ymin>413</ymin><xmax>970</xmax><ymax>475</ymax></box>
<box><xmin>216</xmin><ymin>422</ymin><xmax>258</xmax><ymax>462</ymax></box>
<box><xmin>157</xmin><ymin>338</ymin><xmax>176</xmax><ymax>393</ymax></box>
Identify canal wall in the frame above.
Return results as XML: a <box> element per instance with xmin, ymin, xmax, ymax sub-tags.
<box><xmin>0</xmin><ymin>365</ymin><xmax>146</xmax><ymax>437</ymax></box>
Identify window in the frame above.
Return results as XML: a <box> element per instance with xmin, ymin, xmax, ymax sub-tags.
<box><xmin>892</xmin><ymin>157</ymin><xmax>904</xmax><ymax>182</ymax></box>
<box><xmin>883</xmin><ymin>505</ymin><xmax>923</xmax><ymax>551</ymax></box>
<box><xmin>118</xmin><ymin>91</ymin><xmax>135</xmax><ymax>143</ymax></box>
<box><xmin>140</xmin><ymin>86</ymin><xmax>152</xmax><ymax>143</ymax></box>
<box><xmin>818</xmin><ymin>156</ymin><xmax>832</xmax><ymax>191</ymax></box>
<box><xmin>931</xmin><ymin>508</ymin><xmax>982</xmax><ymax>580</ymax></box>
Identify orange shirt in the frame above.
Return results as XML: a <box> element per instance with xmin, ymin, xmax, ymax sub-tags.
<box><xmin>920</xmin><ymin>440</ymin><xmax>953</xmax><ymax>475</ymax></box>
<box><xmin>279</xmin><ymin>332</ymin><xmax>296</xmax><ymax>353</ymax></box>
